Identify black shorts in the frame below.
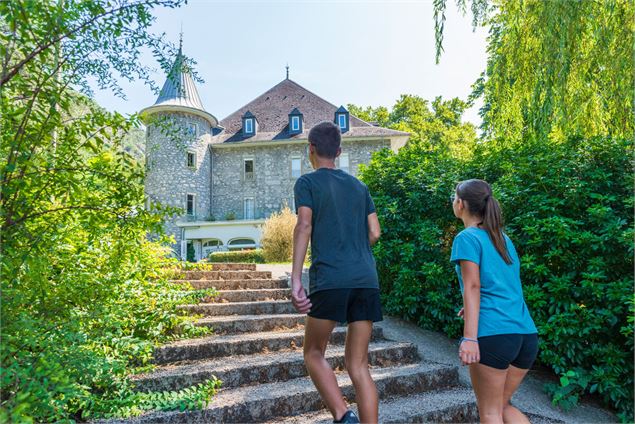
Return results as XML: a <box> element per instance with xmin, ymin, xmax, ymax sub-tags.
<box><xmin>478</xmin><ymin>333</ymin><xmax>539</xmax><ymax>370</ymax></box>
<box><xmin>307</xmin><ymin>288</ymin><xmax>383</xmax><ymax>324</ymax></box>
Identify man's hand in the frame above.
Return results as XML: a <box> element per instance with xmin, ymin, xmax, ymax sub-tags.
<box><xmin>291</xmin><ymin>280</ymin><xmax>311</xmax><ymax>314</ymax></box>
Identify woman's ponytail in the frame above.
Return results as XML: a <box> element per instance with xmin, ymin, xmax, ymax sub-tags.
<box><xmin>482</xmin><ymin>195</ymin><xmax>511</xmax><ymax>264</ymax></box>
<box><xmin>456</xmin><ymin>179</ymin><xmax>512</xmax><ymax>264</ymax></box>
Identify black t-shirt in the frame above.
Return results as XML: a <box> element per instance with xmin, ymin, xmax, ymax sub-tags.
<box><xmin>294</xmin><ymin>168</ymin><xmax>379</xmax><ymax>294</ymax></box>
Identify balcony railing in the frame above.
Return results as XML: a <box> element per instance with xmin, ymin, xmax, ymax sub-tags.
<box><xmin>182</xmin><ymin>211</ymin><xmax>267</xmax><ymax>223</ymax></box>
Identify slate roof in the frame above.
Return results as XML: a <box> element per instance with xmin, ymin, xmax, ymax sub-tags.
<box><xmin>140</xmin><ymin>46</ymin><xmax>218</xmax><ymax>126</ymax></box>
<box><xmin>214</xmin><ymin>79</ymin><xmax>408</xmax><ymax>144</ymax></box>
<box><xmin>153</xmin><ymin>55</ymin><xmax>206</xmax><ymax>110</ymax></box>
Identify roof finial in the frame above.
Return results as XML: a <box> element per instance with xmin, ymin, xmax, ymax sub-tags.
<box><xmin>286</xmin><ymin>63</ymin><xmax>289</xmax><ymax>80</ymax></box>
<box><xmin>179</xmin><ymin>23</ymin><xmax>183</xmax><ymax>54</ymax></box>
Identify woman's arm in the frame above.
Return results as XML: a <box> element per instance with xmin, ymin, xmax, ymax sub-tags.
<box><xmin>459</xmin><ymin>260</ymin><xmax>481</xmax><ymax>365</ymax></box>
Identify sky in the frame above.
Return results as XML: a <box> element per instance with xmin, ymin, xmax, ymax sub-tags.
<box><xmin>92</xmin><ymin>0</ymin><xmax>489</xmax><ymax>126</ymax></box>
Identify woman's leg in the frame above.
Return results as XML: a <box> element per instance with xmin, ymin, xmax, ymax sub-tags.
<box><xmin>469</xmin><ymin>363</ymin><xmax>508</xmax><ymax>424</ymax></box>
<box><xmin>345</xmin><ymin>320</ymin><xmax>377</xmax><ymax>423</ymax></box>
<box><xmin>501</xmin><ymin>365</ymin><xmax>531</xmax><ymax>424</ymax></box>
<box><xmin>304</xmin><ymin>316</ymin><xmax>348</xmax><ymax>421</ymax></box>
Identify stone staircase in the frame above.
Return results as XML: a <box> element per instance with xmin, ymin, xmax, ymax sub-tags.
<box><xmin>111</xmin><ymin>263</ymin><xmax>479</xmax><ymax>423</ymax></box>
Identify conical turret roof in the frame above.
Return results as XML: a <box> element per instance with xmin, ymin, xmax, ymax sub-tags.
<box><xmin>140</xmin><ymin>43</ymin><xmax>218</xmax><ymax>127</ymax></box>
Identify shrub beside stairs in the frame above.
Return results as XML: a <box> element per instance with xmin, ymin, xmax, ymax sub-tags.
<box><xmin>108</xmin><ymin>263</ymin><xmax>479</xmax><ymax>423</ymax></box>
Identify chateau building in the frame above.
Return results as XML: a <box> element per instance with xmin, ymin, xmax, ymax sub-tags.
<box><xmin>141</xmin><ymin>45</ymin><xmax>409</xmax><ymax>260</ymax></box>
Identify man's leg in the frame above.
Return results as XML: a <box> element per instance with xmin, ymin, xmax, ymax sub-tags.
<box><xmin>345</xmin><ymin>320</ymin><xmax>377</xmax><ymax>423</ymax></box>
<box><xmin>304</xmin><ymin>316</ymin><xmax>348</xmax><ymax>421</ymax></box>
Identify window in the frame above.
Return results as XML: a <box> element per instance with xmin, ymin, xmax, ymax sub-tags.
<box><xmin>203</xmin><ymin>239</ymin><xmax>223</xmax><ymax>247</ymax></box>
<box><xmin>244</xmin><ymin>159</ymin><xmax>254</xmax><ymax>181</ymax></box>
<box><xmin>291</xmin><ymin>116</ymin><xmax>300</xmax><ymax>131</ymax></box>
<box><xmin>188</xmin><ymin>123</ymin><xmax>197</xmax><ymax>136</ymax></box>
<box><xmin>288</xmin><ymin>108</ymin><xmax>303</xmax><ymax>135</ymax></box>
<box><xmin>291</xmin><ymin>157</ymin><xmax>301</xmax><ymax>178</ymax></box>
<box><xmin>338</xmin><ymin>114</ymin><xmax>347</xmax><ymax>130</ymax></box>
<box><xmin>228</xmin><ymin>238</ymin><xmax>257</xmax><ymax>251</ymax></box>
<box><xmin>339</xmin><ymin>153</ymin><xmax>350</xmax><ymax>173</ymax></box>
<box><xmin>244</xmin><ymin>197</ymin><xmax>255</xmax><ymax>220</ymax></box>
<box><xmin>202</xmin><ymin>239</ymin><xmax>224</xmax><ymax>255</ymax></box>
<box><xmin>245</xmin><ymin>118</ymin><xmax>253</xmax><ymax>134</ymax></box>
<box><xmin>187</xmin><ymin>151</ymin><xmax>196</xmax><ymax>168</ymax></box>
<box><xmin>186</xmin><ymin>193</ymin><xmax>196</xmax><ymax>216</ymax></box>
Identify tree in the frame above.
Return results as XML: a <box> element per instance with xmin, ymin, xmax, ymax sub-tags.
<box><xmin>434</xmin><ymin>0</ymin><xmax>634</xmax><ymax>143</ymax></box>
<box><xmin>351</xmin><ymin>95</ymin><xmax>478</xmax><ymax>158</ymax></box>
<box><xmin>1</xmin><ymin>1</ymin><xmax>219</xmax><ymax>421</ymax></box>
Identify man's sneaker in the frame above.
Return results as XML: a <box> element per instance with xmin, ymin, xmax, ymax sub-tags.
<box><xmin>334</xmin><ymin>410</ymin><xmax>360</xmax><ymax>423</ymax></box>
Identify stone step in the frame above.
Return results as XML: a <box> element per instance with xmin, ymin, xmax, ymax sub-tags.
<box><xmin>153</xmin><ymin>326</ymin><xmax>385</xmax><ymax>364</ymax></box>
<box><xmin>194</xmin><ymin>314</ymin><xmax>306</xmax><ymax>334</ymax></box>
<box><xmin>177</xmin><ymin>270</ymin><xmax>272</xmax><ymax>281</ymax></box>
<box><xmin>213</xmin><ymin>288</ymin><xmax>291</xmax><ymax>303</ymax></box>
<box><xmin>172</xmin><ymin>278</ymin><xmax>288</xmax><ymax>290</ymax></box>
<box><xmin>178</xmin><ymin>300</ymin><xmax>295</xmax><ymax>316</ymax></box>
<box><xmin>105</xmin><ymin>363</ymin><xmax>460</xmax><ymax>423</ymax></box>
<box><xmin>134</xmin><ymin>341</ymin><xmax>419</xmax><ymax>393</ymax></box>
<box><xmin>263</xmin><ymin>387</ymin><xmax>478</xmax><ymax>423</ymax></box>
<box><xmin>203</xmin><ymin>263</ymin><xmax>258</xmax><ymax>271</ymax></box>
<box><xmin>166</xmin><ymin>263</ymin><xmax>258</xmax><ymax>272</ymax></box>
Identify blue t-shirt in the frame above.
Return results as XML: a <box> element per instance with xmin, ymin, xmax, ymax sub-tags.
<box><xmin>450</xmin><ymin>227</ymin><xmax>537</xmax><ymax>337</ymax></box>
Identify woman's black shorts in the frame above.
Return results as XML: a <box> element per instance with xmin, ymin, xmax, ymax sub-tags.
<box><xmin>478</xmin><ymin>333</ymin><xmax>539</xmax><ymax>370</ymax></box>
<box><xmin>307</xmin><ymin>288</ymin><xmax>383</xmax><ymax>324</ymax></box>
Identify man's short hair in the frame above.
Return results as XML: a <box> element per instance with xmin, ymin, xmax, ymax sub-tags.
<box><xmin>308</xmin><ymin>121</ymin><xmax>341</xmax><ymax>159</ymax></box>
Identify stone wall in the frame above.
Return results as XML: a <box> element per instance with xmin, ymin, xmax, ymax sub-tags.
<box><xmin>210</xmin><ymin>138</ymin><xmax>391</xmax><ymax>221</ymax></box>
<box><xmin>145</xmin><ymin>111</ymin><xmax>213</xmax><ymax>247</ymax></box>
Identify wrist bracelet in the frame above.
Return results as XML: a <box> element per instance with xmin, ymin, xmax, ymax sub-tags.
<box><xmin>460</xmin><ymin>337</ymin><xmax>479</xmax><ymax>344</ymax></box>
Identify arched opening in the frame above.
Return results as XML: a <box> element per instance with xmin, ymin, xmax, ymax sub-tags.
<box><xmin>202</xmin><ymin>238</ymin><xmax>224</xmax><ymax>256</ymax></box>
<box><xmin>227</xmin><ymin>237</ymin><xmax>257</xmax><ymax>251</ymax></box>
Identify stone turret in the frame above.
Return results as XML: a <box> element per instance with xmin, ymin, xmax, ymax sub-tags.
<box><xmin>140</xmin><ymin>41</ymin><xmax>218</xmax><ymax>258</ymax></box>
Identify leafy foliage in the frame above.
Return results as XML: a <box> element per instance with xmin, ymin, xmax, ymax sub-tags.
<box><xmin>361</xmin><ymin>127</ymin><xmax>633</xmax><ymax>422</ymax></box>
<box><xmin>358</xmin><ymin>2</ymin><xmax>634</xmax><ymax>414</ymax></box>
<box><xmin>208</xmin><ymin>249</ymin><xmax>267</xmax><ymax>264</ymax></box>
<box><xmin>434</xmin><ymin>0</ymin><xmax>634</xmax><ymax>142</ymax></box>
<box><xmin>0</xmin><ymin>0</ymin><xmax>221</xmax><ymax>421</ymax></box>
<box><xmin>490</xmin><ymin>138</ymin><xmax>634</xmax><ymax>420</ymax></box>
<box><xmin>353</xmin><ymin>95</ymin><xmax>477</xmax><ymax>336</ymax></box>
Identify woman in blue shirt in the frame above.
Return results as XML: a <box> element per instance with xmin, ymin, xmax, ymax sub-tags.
<box><xmin>450</xmin><ymin>179</ymin><xmax>538</xmax><ymax>424</ymax></box>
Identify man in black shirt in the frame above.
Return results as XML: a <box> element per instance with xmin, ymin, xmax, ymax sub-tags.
<box><xmin>291</xmin><ymin>121</ymin><xmax>382</xmax><ymax>424</ymax></box>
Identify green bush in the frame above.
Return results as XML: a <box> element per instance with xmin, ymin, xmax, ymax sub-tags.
<box><xmin>208</xmin><ymin>249</ymin><xmax>266</xmax><ymax>263</ymax></box>
<box><xmin>360</xmin><ymin>136</ymin><xmax>634</xmax><ymax>420</ymax></box>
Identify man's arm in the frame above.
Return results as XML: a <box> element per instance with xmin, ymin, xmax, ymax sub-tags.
<box><xmin>367</xmin><ymin>212</ymin><xmax>381</xmax><ymax>245</ymax></box>
<box><xmin>291</xmin><ymin>206</ymin><xmax>312</xmax><ymax>313</ymax></box>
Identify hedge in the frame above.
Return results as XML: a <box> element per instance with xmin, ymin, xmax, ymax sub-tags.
<box><xmin>207</xmin><ymin>249</ymin><xmax>266</xmax><ymax>263</ymax></box>
<box><xmin>360</xmin><ymin>136</ymin><xmax>634</xmax><ymax>421</ymax></box>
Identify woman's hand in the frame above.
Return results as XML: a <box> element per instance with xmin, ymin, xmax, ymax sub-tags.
<box><xmin>291</xmin><ymin>280</ymin><xmax>311</xmax><ymax>314</ymax></box>
<box><xmin>457</xmin><ymin>308</ymin><xmax>464</xmax><ymax>320</ymax></box>
<box><xmin>458</xmin><ymin>339</ymin><xmax>480</xmax><ymax>366</ymax></box>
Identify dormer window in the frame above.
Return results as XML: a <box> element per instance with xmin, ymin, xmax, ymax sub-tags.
<box><xmin>288</xmin><ymin>108</ymin><xmax>303</xmax><ymax>135</ymax></box>
<box><xmin>242</xmin><ymin>111</ymin><xmax>257</xmax><ymax>137</ymax></box>
<box><xmin>335</xmin><ymin>106</ymin><xmax>349</xmax><ymax>132</ymax></box>
<box><xmin>338</xmin><ymin>114</ymin><xmax>346</xmax><ymax>129</ymax></box>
